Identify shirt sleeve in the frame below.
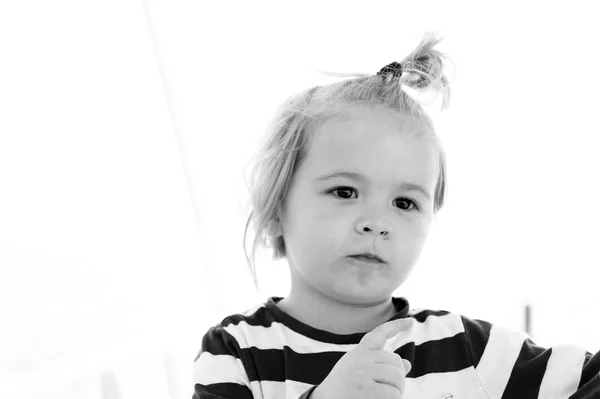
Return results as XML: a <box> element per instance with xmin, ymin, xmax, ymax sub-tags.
<box><xmin>574</xmin><ymin>350</ymin><xmax>600</xmax><ymax>399</ymax></box>
<box><xmin>297</xmin><ymin>385</ymin><xmax>318</xmax><ymax>399</ymax></box>
<box><xmin>461</xmin><ymin>315</ymin><xmax>600</xmax><ymax>399</ymax></box>
<box><xmin>192</xmin><ymin>324</ymin><xmax>254</xmax><ymax>399</ymax></box>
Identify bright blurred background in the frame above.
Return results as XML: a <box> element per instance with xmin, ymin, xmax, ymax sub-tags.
<box><xmin>1</xmin><ymin>0</ymin><xmax>599</xmax><ymax>397</ymax></box>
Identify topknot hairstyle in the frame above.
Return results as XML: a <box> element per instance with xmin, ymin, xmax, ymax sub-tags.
<box><xmin>242</xmin><ymin>32</ymin><xmax>452</xmax><ymax>290</ymax></box>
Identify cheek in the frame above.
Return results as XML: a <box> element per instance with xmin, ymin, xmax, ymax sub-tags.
<box><xmin>393</xmin><ymin>218</ymin><xmax>431</xmax><ymax>253</ymax></box>
<box><xmin>296</xmin><ymin>199</ymin><xmax>344</xmax><ymax>236</ymax></box>
<box><xmin>303</xmin><ymin>226</ymin><xmax>343</xmax><ymax>257</ymax></box>
<box><xmin>402</xmin><ymin>213</ymin><xmax>432</xmax><ymax>235</ymax></box>
<box><xmin>290</xmin><ymin>222</ymin><xmax>346</xmax><ymax>271</ymax></box>
<box><xmin>411</xmin><ymin>220</ymin><xmax>431</xmax><ymax>241</ymax></box>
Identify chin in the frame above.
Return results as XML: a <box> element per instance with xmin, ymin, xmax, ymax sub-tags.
<box><xmin>331</xmin><ymin>288</ymin><xmax>393</xmax><ymax>306</ymax></box>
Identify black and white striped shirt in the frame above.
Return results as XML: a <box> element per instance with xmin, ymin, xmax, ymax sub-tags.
<box><xmin>194</xmin><ymin>296</ymin><xmax>600</xmax><ymax>398</ymax></box>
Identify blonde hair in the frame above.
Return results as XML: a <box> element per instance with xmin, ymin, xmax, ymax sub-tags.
<box><xmin>242</xmin><ymin>32</ymin><xmax>452</xmax><ymax>290</ymax></box>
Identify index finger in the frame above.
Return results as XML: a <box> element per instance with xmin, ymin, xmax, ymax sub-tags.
<box><xmin>359</xmin><ymin>317</ymin><xmax>414</xmax><ymax>351</ymax></box>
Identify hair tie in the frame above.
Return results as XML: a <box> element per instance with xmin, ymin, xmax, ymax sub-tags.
<box><xmin>377</xmin><ymin>62</ymin><xmax>403</xmax><ymax>78</ymax></box>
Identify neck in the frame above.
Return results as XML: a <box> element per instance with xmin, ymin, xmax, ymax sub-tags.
<box><xmin>277</xmin><ymin>286</ymin><xmax>398</xmax><ymax>334</ymax></box>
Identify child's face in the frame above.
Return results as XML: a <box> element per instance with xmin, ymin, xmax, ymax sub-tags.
<box><xmin>276</xmin><ymin>104</ymin><xmax>439</xmax><ymax>305</ymax></box>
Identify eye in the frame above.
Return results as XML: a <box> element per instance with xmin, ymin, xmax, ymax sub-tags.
<box><xmin>328</xmin><ymin>187</ymin><xmax>419</xmax><ymax>211</ymax></box>
<box><xmin>330</xmin><ymin>186</ymin><xmax>356</xmax><ymax>199</ymax></box>
<box><xmin>394</xmin><ymin>198</ymin><xmax>419</xmax><ymax>211</ymax></box>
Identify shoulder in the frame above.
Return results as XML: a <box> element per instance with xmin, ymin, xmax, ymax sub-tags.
<box><xmin>408</xmin><ymin>306</ymin><xmax>488</xmax><ymax>337</ymax></box>
<box><xmin>409</xmin><ymin>307</ymin><xmax>525</xmax><ymax>342</ymax></box>
<box><xmin>195</xmin><ymin>299</ymin><xmax>277</xmax><ymax>360</ymax></box>
<box><xmin>193</xmin><ymin>303</ymin><xmax>270</xmax><ymax>396</ymax></box>
<box><xmin>208</xmin><ymin>299</ymin><xmax>277</xmax><ymax>333</ymax></box>
<box><xmin>407</xmin><ymin>307</ymin><xmax>526</xmax><ymax>363</ymax></box>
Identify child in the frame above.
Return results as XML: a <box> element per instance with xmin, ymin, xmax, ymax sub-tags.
<box><xmin>193</xmin><ymin>33</ymin><xmax>600</xmax><ymax>399</ymax></box>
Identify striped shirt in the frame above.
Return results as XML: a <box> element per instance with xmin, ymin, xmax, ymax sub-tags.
<box><xmin>193</xmin><ymin>296</ymin><xmax>600</xmax><ymax>398</ymax></box>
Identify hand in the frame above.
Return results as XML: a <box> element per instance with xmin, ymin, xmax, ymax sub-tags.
<box><xmin>311</xmin><ymin>318</ymin><xmax>413</xmax><ymax>399</ymax></box>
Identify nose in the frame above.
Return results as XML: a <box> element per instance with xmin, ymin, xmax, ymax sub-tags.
<box><xmin>359</xmin><ymin>224</ymin><xmax>392</xmax><ymax>239</ymax></box>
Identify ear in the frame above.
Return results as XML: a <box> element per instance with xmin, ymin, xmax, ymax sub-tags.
<box><xmin>267</xmin><ymin>219</ymin><xmax>283</xmax><ymax>237</ymax></box>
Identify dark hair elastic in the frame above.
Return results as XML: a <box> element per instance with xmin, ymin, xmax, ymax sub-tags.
<box><xmin>377</xmin><ymin>62</ymin><xmax>403</xmax><ymax>78</ymax></box>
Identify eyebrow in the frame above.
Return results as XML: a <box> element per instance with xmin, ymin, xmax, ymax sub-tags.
<box><xmin>315</xmin><ymin>171</ymin><xmax>432</xmax><ymax>200</ymax></box>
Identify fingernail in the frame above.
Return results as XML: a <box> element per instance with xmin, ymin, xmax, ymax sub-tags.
<box><xmin>403</xmin><ymin>359</ymin><xmax>412</xmax><ymax>374</ymax></box>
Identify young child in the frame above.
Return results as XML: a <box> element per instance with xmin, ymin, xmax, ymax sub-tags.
<box><xmin>193</xmin><ymin>33</ymin><xmax>600</xmax><ymax>399</ymax></box>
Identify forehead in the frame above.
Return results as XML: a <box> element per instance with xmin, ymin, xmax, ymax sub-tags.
<box><xmin>323</xmin><ymin>103</ymin><xmax>424</xmax><ymax>129</ymax></box>
<box><xmin>310</xmin><ymin>104</ymin><xmax>431</xmax><ymax>147</ymax></box>
<box><xmin>302</xmin><ymin>105</ymin><xmax>439</xmax><ymax>184</ymax></box>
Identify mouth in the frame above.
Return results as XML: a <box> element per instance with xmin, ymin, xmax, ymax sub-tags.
<box><xmin>348</xmin><ymin>254</ymin><xmax>386</xmax><ymax>264</ymax></box>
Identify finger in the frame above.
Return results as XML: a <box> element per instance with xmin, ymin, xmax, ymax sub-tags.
<box><xmin>369</xmin><ymin>351</ymin><xmax>413</xmax><ymax>379</ymax></box>
<box><xmin>359</xmin><ymin>318</ymin><xmax>414</xmax><ymax>351</ymax></box>
<box><xmin>403</xmin><ymin>358</ymin><xmax>412</xmax><ymax>375</ymax></box>
<box><xmin>370</xmin><ymin>350</ymin><xmax>405</xmax><ymax>370</ymax></box>
<box><xmin>371</xmin><ymin>364</ymin><xmax>406</xmax><ymax>394</ymax></box>
<box><xmin>373</xmin><ymin>384</ymin><xmax>403</xmax><ymax>399</ymax></box>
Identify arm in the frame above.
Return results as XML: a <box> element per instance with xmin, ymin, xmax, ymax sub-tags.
<box><xmin>193</xmin><ymin>325</ymin><xmax>254</xmax><ymax>399</ymax></box>
<box><xmin>193</xmin><ymin>321</ymin><xmax>323</xmax><ymax>399</ymax></box>
<box><xmin>573</xmin><ymin>350</ymin><xmax>600</xmax><ymax>399</ymax></box>
<box><xmin>461</xmin><ymin>316</ymin><xmax>600</xmax><ymax>398</ymax></box>
<box><xmin>298</xmin><ymin>385</ymin><xmax>318</xmax><ymax>399</ymax></box>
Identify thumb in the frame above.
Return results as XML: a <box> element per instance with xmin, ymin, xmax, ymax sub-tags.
<box><xmin>402</xmin><ymin>358</ymin><xmax>412</xmax><ymax>375</ymax></box>
<box><xmin>358</xmin><ymin>318</ymin><xmax>414</xmax><ymax>351</ymax></box>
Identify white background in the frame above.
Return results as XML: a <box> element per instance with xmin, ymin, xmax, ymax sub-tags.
<box><xmin>0</xmin><ymin>1</ymin><xmax>598</xmax><ymax>398</ymax></box>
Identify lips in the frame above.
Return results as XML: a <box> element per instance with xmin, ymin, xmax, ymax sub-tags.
<box><xmin>349</xmin><ymin>254</ymin><xmax>385</xmax><ymax>263</ymax></box>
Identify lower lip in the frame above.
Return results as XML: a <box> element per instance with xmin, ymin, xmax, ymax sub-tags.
<box><xmin>347</xmin><ymin>256</ymin><xmax>385</xmax><ymax>267</ymax></box>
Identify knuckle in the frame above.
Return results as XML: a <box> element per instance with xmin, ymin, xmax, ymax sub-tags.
<box><xmin>376</xmin><ymin>384</ymin><xmax>401</xmax><ymax>399</ymax></box>
<box><xmin>376</xmin><ymin>350</ymin><xmax>405</xmax><ymax>368</ymax></box>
